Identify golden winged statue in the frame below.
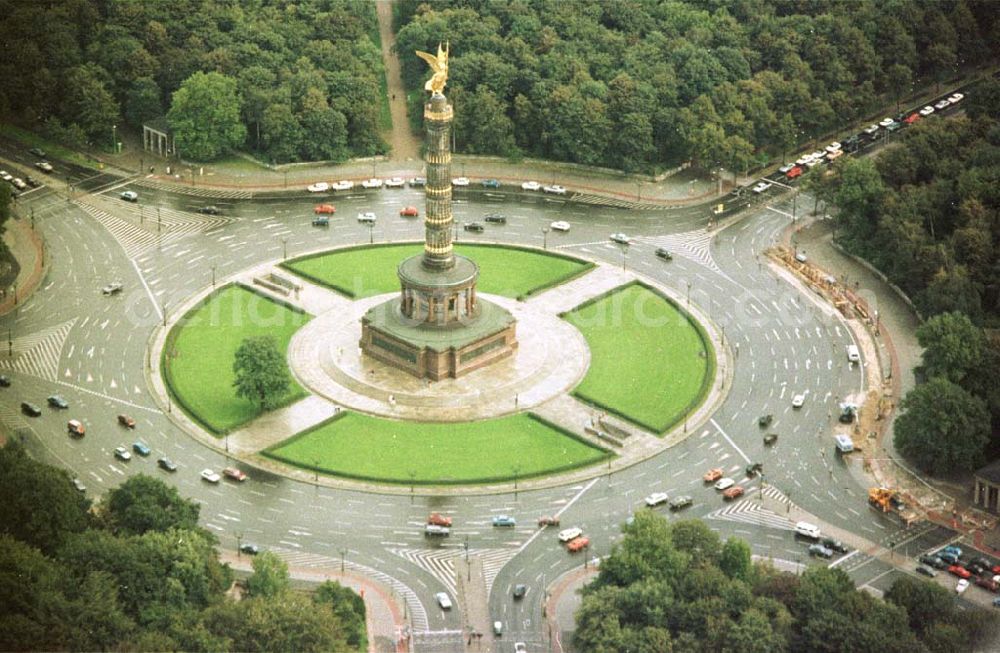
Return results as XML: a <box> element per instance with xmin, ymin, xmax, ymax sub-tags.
<box><xmin>415</xmin><ymin>42</ymin><xmax>449</xmax><ymax>95</ymax></box>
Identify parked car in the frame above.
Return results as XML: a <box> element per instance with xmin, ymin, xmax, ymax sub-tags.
<box><xmin>939</xmin><ymin>551</ymin><xmax>960</xmax><ymax>565</ymax></box>
<box><xmin>904</xmin><ymin>112</ymin><xmax>921</xmax><ymax>124</ymax></box>
<box><xmin>956</xmin><ymin>578</ymin><xmax>970</xmax><ymax>594</ymax></box>
<box><xmin>919</xmin><ymin>554</ymin><xmax>947</xmax><ymax>569</ymax></box>
<box><xmin>703</xmin><ymin>468</ymin><xmax>723</xmax><ymax>482</ymax></box>
<box><xmin>723</xmin><ymin>486</ymin><xmax>745</xmax><ymax>501</ymax></box>
<box><xmin>644</xmin><ymin>492</ymin><xmax>669</xmax><ymax>507</ymax></box>
<box><xmin>35</xmin><ymin>161</ymin><xmax>53</xmax><ymax>173</ymax></box>
<box><xmin>549</xmin><ymin>220</ymin><xmax>571</xmax><ymax>232</ymax></box>
<box><xmin>934</xmin><ymin>99</ymin><xmax>951</xmax><ymax>110</ymax></box>
<box><xmin>21</xmin><ymin>402</ymin><xmax>41</xmax><ymax>417</ymax></box>
<box><xmin>566</xmin><ymin>536</ymin><xmax>590</xmax><ymax>552</ymax></box>
<box><xmin>513</xmin><ymin>584</ymin><xmax>527</xmax><ymax>599</ymax></box>
<box><xmin>0</xmin><ymin>375</ymin><xmax>11</xmax><ymax>387</ymax></box>
<box><xmin>809</xmin><ymin>544</ymin><xmax>834</xmax><ymax>559</ymax></box>
<box><xmin>975</xmin><ymin>576</ymin><xmax>999</xmax><ymax>592</ymax></box>
<box><xmin>521</xmin><ymin>181</ymin><xmax>541</xmax><ymax>191</ymax></box>
<box><xmin>11</xmin><ymin>178</ymin><xmax>26</xmax><ymax>190</ymax></box>
<box><xmin>332</xmin><ymin>180</ymin><xmax>354</xmax><ymax>191</ymax></box>
<box><xmin>919</xmin><ymin>105</ymin><xmax>935</xmax><ymax>116</ymax></box>
<box><xmin>132</xmin><ymin>441</ymin><xmax>151</xmax><ymax>456</ymax></box>
<box><xmin>361</xmin><ymin>178</ymin><xmax>383</xmax><ymax>189</ymax></box>
<box><xmin>197</xmin><ymin>205</ymin><xmax>221</xmax><ymax>215</ymax></box>
<box><xmin>399</xmin><ymin>206</ymin><xmax>419</xmax><ymax>217</ymax></box>
<box><xmin>492</xmin><ymin>515</ymin><xmax>516</xmax><ymax>527</ymax></box>
<box><xmin>24</xmin><ymin>176</ymin><xmax>40</xmax><ymax>188</ymax></box>
<box><xmin>785</xmin><ymin>166</ymin><xmax>803</xmax><ymax>179</ymax></box>
<box><xmin>47</xmin><ymin>395</ymin><xmax>69</xmax><ymax>409</ymax></box>
<box><xmin>948</xmin><ymin>93</ymin><xmax>964</xmax><ymax>104</ymax></box>
<box><xmin>916</xmin><ymin>565</ymin><xmax>937</xmax><ymax>578</ymax></box>
<box><xmin>201</xmin><ymin>469</ymin><xmax>221</xmax><ymax>483</ymax></box>
<box><xmin>118</xmin><ymin>414</ymin><xmax>135</xmax><ymax>428</ymax></box>
<box><xmin>314</xmin><ymin>204</ymin><xmax>336</xmax><ymax>214</ymax></box>
<box><xmin>29</xmin><ymin>147</ymin><xmax>46</xmax><ymax>157</ymax></box>
<box><xmin>307</xmin><ymin>182</ymin><xmax>330</xmax><ymax>193</ymax></box>
<box><xmin>223</xmin><ymin>467</ymin><xmax>248</xmax><ymax>482</ymax></box>
<box><xmin>543</xmin><ymin>184</ymin><xmax>567</xmax><ymax>195</ymax></box>
<box><xmin>451</xmin><ymin>177</ymin><xmax>470</xmax><ymax>186</ymax></box>
<box><xmin>157</xmin><ymin>457</ymin><xmax>178</xmax><ymax>472</ymax></box>
<box><xmin>463</xmin><ymin>222</ymin><xmax>484</xmax><ymax>232</ymax></box>
<box><xmin>72</xmin><ymin>478</ymin><xmax>86</xmax><ymax>492</ymax></box>
<box><xmin>484</xmin><ymin>213</ymin><xmax>506</xmax><ymax>224</ymax></box>
<box><xmin>408</xmin><ymin>177</ymin><xmax>426</xmax><ymax>187</ymax></box>
<box><xmin>669</xmin><ymin>495</ymin><xmax>693</xmax><ymax>511</ymax></box>
<box><xmin>948</xmin><ymin>564</ymin><xmax>971</xmax><ymax>579</ymax></box>
<box><xmin>752</xmin><ymin>181</ymin><xmax>772</xmax><ymax>194</ymax></box>
<box><xmin>862</xmin><ymin>124</ymin><xmax>880</xmax><ymax>135</ymax></box>
<box><xmin>481</xmin><ymin>179</ymin><xmax>501</xmax><ymax>189</ymax></box>
<box><xmin>114</xmin><ymin>446</ymin><xmax>132</xmax><ymax>461</ymax></box>
<box><xmin>428</xmin><ymin>512</ymin><xmax>452</xmax><ymax>527</ymax></box>
<box><xmin>941</xmin><ymin>545</ymin><xmax>963</xmax><ymax>558</ymax></box>
<box><xmin>240</xmin><ymin>543</ymin><xmax>260</xmax><ymax>555</ymax></box>
<box><xmin>384</xmin><ymin>177</ymin><xmax>405</xmax><ymax>188</ymax></box>
<box><xmin>120</xmin><ymin>191</ymin><xmax>138</xmax><ymax>202</ymax></box>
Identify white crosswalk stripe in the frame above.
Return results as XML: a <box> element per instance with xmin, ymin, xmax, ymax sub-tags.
<box><xmin>74</xmin><ymin>197</ymin><xmax>235</xmax><ymax>259</ymax></box>
<box><xmin>271</xmin><ymin>547</ymin><xmax>429</xmax><ymax>631</ymax></box>
<box><xmin>0</xmin><ymin>402</ymin><xmax>30</xmax><ymax>433</ymax></box>
<box><xmin>387</xmin><ymin>546</ymin><xmax>518</xmax><ymax>598</ymax></box>
<box><xmin>639</xmin><ymin>228</ymin><xmax>725</xmax><ymax>275</ymax></box>
<box><xmin>0</xmin><ymin>318</ymin><xmax>76</xmax><ymax>381</ymax></box>
<box><xmin>705</xmin><ymin>485</ymin><xmax>797</xmax><ymax>532</ymax></box>
<box><xmin>133</xmin><ymin>178</ymin><xmax>253</xmax><ymax>199</ymax></box>
<box><xmin>571</xmin><ymin>193</ymin><xmax>663</xmax><ymax>210</ymax></box>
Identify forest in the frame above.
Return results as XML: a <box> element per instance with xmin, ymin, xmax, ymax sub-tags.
<box><xmin>394</xmin><ymin>0</ymin><xmax>999</xmax><ymax>171</ymax></box>
<box><xmin>0</xmin><ymin>0</ymin><xmax>384</xmax><ymax>163</ymax></box>
<box><xmin>0</xmin><ymin>442</ymin><xmax>364</xmax><ymax>652</ymax></box>
<box><xmin>573</xmin><ymin>510</ymin><xmax>995</xmax><ymax>653</ymax></box>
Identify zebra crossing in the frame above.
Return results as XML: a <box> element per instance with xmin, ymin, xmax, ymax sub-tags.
<box><xmin>387</xmin><ymin>546</ymin><xmax>519</xmax><ymax>598</ymax></box>
<box><xmin>271</xmin><ymin>547</ymin><xmax>430</xmax><ymax>631</ymax></box>
<box><xmin>571</xmin><ymin>192</ymin><xmax>666</xmax><ymax>211</ymax></box>
<box><xmin>0</xmin><ymin>318</ymin><xmax>76</xmax><ymax>382</ymax></box>
<box><xmin>0</xmin><ymin>402</ymin><xmax>30</xmax><ymax>434</ymax></box>
<box><xmin>638</xmin><ymin>227</ymin><xmax>726</xmax><ymax>276</ymax></box>
<box><xmin>74</xmin><ymin>197</ymin><xmax>235</xmax><ymax>259</ymax></box>
<box><xmin>705</xmin><ymin>484</ymin><xmax>798</xmax><ymax>532</ymax></box>
<box><xmin>133</xmin><ymin>178</ymin><xmax>253</xmax><ymax>199</ymax></box>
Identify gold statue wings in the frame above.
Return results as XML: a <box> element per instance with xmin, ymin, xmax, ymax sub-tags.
<box><xmin>415</xmin><ymin>42</ymin><xmax>449</xmax><ymax>95</ymax></box>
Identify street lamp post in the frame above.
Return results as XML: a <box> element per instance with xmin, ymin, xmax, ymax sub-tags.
<box><xmin>112</xmin><ymin>124</ymin><xmax>116</xmax><ymax>152</ymax></box>
<box><xmin>542</xmin><ymin>227</ymin><xmax>549</xmax><ymax>250</ymax></box>
<box><xmin>236</xmin><ymin>533</ymin><xmax>243</xmax><ymax>558</ymax></box>
<box><xmin>341</xmin><ymin>548</ymin><xmax>347</xmax><ymax>572</ymax></box>
<box><xmin>686</xmin><ymin>281</ymin><xmax>691</xmax><ymax>306</ymax></box>
<box><xmin>282</xmin><ymin>237</ymin><xmax>288</xmax><ymax>260</ymax></box>
<box><xmin>620</xmin><ymin>243</ymin><xmax>628</xmax><ymax>271</ymax></box>
<box><xmin>368</xmin><ymin>222</ymin><xmax>374</xmax><ymax>244</ymax></box>
<box><xmin>211</xmin><ymin>265</ymin><xmax>216</xmax><ymax>288</ymax></box>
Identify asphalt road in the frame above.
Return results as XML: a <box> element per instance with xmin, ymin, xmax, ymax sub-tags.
<box><xmin>0</xmin><ymin>158</ymin><xmax>979</xmax><ymax>649</ymax></box>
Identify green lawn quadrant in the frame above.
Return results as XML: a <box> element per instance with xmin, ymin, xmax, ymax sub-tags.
<box><xmin>282</xmin><ymin>243</ymin><xmax>592</xmax><ymax>299</ymax></box>
<box><xmin>163</xmin><ymin>285</ymin><xmax>311</xmax><ymax>434</ymax></box>
<box><xmin>265</xmin><ymin>412</ymin><xmax>610</xmax><ymax>484</ymax></box>
<box><xmin>563</xmin><ymin>282</ymin><xmax>713</xmax><ymax>434</ymax></box>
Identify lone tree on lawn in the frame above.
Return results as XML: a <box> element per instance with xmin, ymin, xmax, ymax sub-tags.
<box><xmin>233</xmin><ymin>336</ymin><xmax>289</xmax><ymax>411</ymax></box>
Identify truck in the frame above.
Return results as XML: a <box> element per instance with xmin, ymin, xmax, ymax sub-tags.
<box><xmin>868</xmin><ymin>487</ymin><xmax>918</xmax><ymax>525</ymax></box>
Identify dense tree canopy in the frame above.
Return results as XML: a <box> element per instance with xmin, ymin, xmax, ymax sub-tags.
<box><xmin>575</xmin><ymin>510</ymin><xmax>996</xmax><ymax>652</ymax></box>
<box><xmin>233</xmin><ymin>335</ymin><xmax>291</xmax><ymax>411</ymax></box>
<box><xmin>0</xmin><ymin>0</ymin><xmax>383</xmax><ymax>162</ymax></box>
<box><xmin>396</xmin><ymin>0</ymin><xmax>1000</xmax><ymax>171</ymax></box>
<box><xmin>0</xmin><ymin>443</ymin><xmax>364</xmax><ymax>652</ymax></box>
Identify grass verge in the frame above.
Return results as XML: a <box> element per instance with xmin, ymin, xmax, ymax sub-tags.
<box><xmin>282</xmin><ymin>243</ymin><xmax>592</xmax><ymax>299</ymax></box>
<box><xmin>562</xmin><ymin>281</ymin><xmax>713</xmax><ymax>434</ymax></box>
<box><xmin>264</xmin><ymin>412</ymin><xmax>610</xmax><ymax>484</ymax></box>
<box><xmin>162</xmin><ymin>284</ymin><xmax>310</xmax><ymax>434</ymax></box>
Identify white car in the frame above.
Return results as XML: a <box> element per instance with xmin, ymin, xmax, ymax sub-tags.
<box><xmin>451</xmin><ymin>177</ymin><xmax>470</xmax><ymax>186</ymax></box>
<box><xmin>558</xmin><ymin>527</ymin><xmax>583</xmax><ymax>543</ymax></box>
<box><xmin>714</xmin><ymin>478</ymin><xmax>735</xmax><ymax>491</ymax></box>
<box><xmin>113</xmin><ymin>446</ymin><xmax>132</xmax><ymax>461</ymax></box>
<box><xmin>751</xmin><ymin>181</ymin><xmax>772</xmax><ymax>194</ymax></box>
<box><xmin>361</xmin><ymin>178</ymin><xmax>383</xmax><ymax>189</ymax></box>
<box><xmin>0</xmin><ymin>170</ymin><xmax>11</xmax><ymax>181</ymax></box>
<box><xmin>384</xmin><ymin>177</ymin><xmax>405</xmax><ymax>188</ymax></box>
<box><xmin>543</xmin><ymin>184</ymin><xmax>567</xmax><ymax>195</ymax></box>
<box><xmin>934</xmin><ymin>99</ymin><xmax>951</xmax><ymax>110</ymax></box>
<box><xmin>644</xmin><ymin>492</ymin><xmax>669</xmax><ymax>507</ymax></box>
<box><xmin>792</xmin><ymin>393</ymin><xmax>805</xmax><ymax>408</ymax></box>
<box><xmin>610</xmin><ymin>233</ymin><xmax>630</xmax><ymax>245</ymax></box>
<box><xmin>824</xmin><ymin>142</ymin><xmax>842</xmax><ymax>153</ymax></box>
<box><xmin>35</xmin><ymin>161</ymin><xmax>53</xmax><ymax>172</ymax></box>
<box><xmin>332</xmin><ymin>180</ymin><xmax>354</xmax><ymax>191</ymax></box>
<box><xmin>919</xmin><ymin>105</ymin><xmax>935</xmax><ymax>116</ymax></box>
<box><xmin>862</xmin><ymin>124</ymin><xmax>879</xmax><ymax>134</ymax></box>
<box><xmin>357</xmin><ymin>212</ymin><xmax>377</xmax><ymax>223</ymax></box>
<box><xmin>11</xmin><ymin>178</ymin><xmax>26</xmax><ymax>190</ymax></box>
<box><xmin>948</xmin><ymin>93</ymin><xmax>964</xmax><ymax>104</ymax></box>
<box><xmin>804</xmin><ymin>158</ymin><xmax>822</xmax><ymax>168</ymax></box>
<box><xmin>795</xmin><ymin>154</ymin><xmax>813</xmax><ymax>166</ymax></box>
<box><xmin>514</xmin><ymin>643</ymin><xmax>527</xmax><ymax>653</ymax></box>
<box><xmin>120</xmin><ymin>190</ymin><xmax>138</xmax><ymax>202</ymax></box>
<box><xmin>521</xmin><ymin>180</ymin><xmax>541</xmax><ymax>191</ymax></box>
<box><xmin>201</xmin><ymin>469</ymin><xmax>221</xmax><ymax>483</ymax></box>
<box><xmin>435</xmin><ymin>592</ymin><xmax>452</xmax><ymax>609</ymax></box>
<box><xmin>307</xmin><ymin>182</ymin><xmax>329</xmax><ymax>193</ymax></box>
<box><xmin>550</xmin><ymin>220</ymin><xmax>571</xmax><ymax>232</ymax></box>
<box><xmin>810</xmin><ymin>150</ymin><xmax>825</xmax><ymax>160</ymax></box>
<box><xmin>956</xmin><ymin>579</ymin><xmax>970</xmax><ymax>594</ymax></box>
<box><xmin>878</xmin><ymin>117</ymin><xmax>895</xmax><ymax>127</ymax></box>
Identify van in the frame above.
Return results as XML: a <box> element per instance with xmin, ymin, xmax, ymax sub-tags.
<box><xmin>846</xmin><ymin>345</ymin><xmax>860</xmax><ymax>363</ymax></box>
<box><xmin>795</xmin><ymin>521</ymin><xmax>821</xmax><ymax>539</ymax></box>
<box><xmin>835</xmin><ymin>434</ymin><xmax>854</xmax><ymax>453</ymax></box>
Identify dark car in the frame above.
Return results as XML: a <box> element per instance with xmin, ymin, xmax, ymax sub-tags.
<box><xmin>915</xmin><ymin>565</ymin><xmax>936</xmax><ymax>578</ymax></box>
<box><xmin>821</xmin><ymin>538</ymin><xmax>849</xmax><ymax>554</ymax></box>
<box><xmin>240</xmin><ymin>543</ymin><xmax>260</xmax><ymax>555</ymax></box>
<box><xmin>198</xmin><ymin>205</ymin><xmax>221</xmax><ymax>215</ymax></box>
<box><xmin>966</xmin><ymin>562</ymin><xmax>986</xmax><ymax>576</ymax></box>
<box><xmin>938</xmin><ymin>551</ymin><xmax>959</xmax><ymax>565</ymax></box>
<box><xmin>763</xmin><ymin>432</ymin><xmax>778</xmax><ymax>445</ymax></box>
<box><xmin>655</xmin><ymin>248</ymin><xmax>673</xmax><ymax>261</ymax></box>
<box><xmin>745</xmin><ymin>462</ymin><xmax>763</xmax><ymax>477</ymax></box>
<box><xmin>484</xmin><ymin>213</ymin><xmax>507</xmax><ymax>224</ymax></box>
<box><xmin>481</xmin><ymin>179</ymin><xmax>501</xmax><ymax>189</ymax></box>
<box><xmin>513</xmin><ymin>584</ymin><xmax>527</xmax><ymax>599</ymax></box>
<box><xmin>808</xmin><ymin>544</ymin><xmax>834</xmax><ymax>559</ymax></box>
<box><xmin>312</xmin><ymin>216</ymin><xmax>330</xmax><ymax>227</ymax></box>
<box><xmin>970</xmin><ymin>556</ymin><xmax>992</xmax><ymax>570</ymax></box>
<box><xmin>669</xmin><ymin>495</ymin><xmax>693</xmax><ymax>511</ymax></box>
<box><xmin>463</xmin><ymin>222</ymin><xmax>484</xmax><ymax>233</ymax></box>
<box><xmin>47</xmin><ymin>395</ymin><xmax>69</xmax><ymax>409</ymax></box>
<box><xmin>975</xmin><ymin>576</ymin><xmax>999</xmax><ymax>592</ymax></box>
<box><xmin>157</xmin><ymin>457</ymin><xmax>178</xmax><ymax>472</ymax></box>
<box><xmin>758</xmin><ymin>414</ymin><xmax>773</xmax><ymax>428</ymax></box>
<box><xmin>0</xmin><ymin>375</ymin><xmax>10</xmax><ymax>387</ymax></box>
<box><xmin>24</xmin><ymin>176</ymin><xmax>41</xmax><ymax>188</ymax></box>
<box><xmin>919</xmin><ymin>554</ymin><xmax>947</xmax><ymax>570</ymax></box>
<box><xmin>21</xmin><ymin>402</ymin><xmax>41</xmax><ymax>417</ymax></box>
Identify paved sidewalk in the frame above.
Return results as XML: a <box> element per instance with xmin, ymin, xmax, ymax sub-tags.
<box><xmin>0</xmin><ymin>215</ymin><xmax>45</xmax><ymax>317</ymax></box>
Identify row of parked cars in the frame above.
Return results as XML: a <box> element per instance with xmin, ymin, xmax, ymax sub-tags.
<box><xmin>919</xmin><ymin>544</ymin><xmax>1000</xmax><ymax>596</ymax></box>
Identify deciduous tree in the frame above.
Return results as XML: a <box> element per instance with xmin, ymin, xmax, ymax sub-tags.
<box><xmin>233</xmin><ymin>336</ymin><xmax>291</xmax><ymax>412</ymax></box>
<box><xmin>168</xmin><ymin>71</ymin><xmax>246</xmax><ymax>161</ymax></box>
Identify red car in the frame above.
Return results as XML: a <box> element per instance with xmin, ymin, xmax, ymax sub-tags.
<box><xmin>975</xmin><ymin>576</ymin><xmax>999</xmax><ymax>592</ymax></box>
<box><xmin>903</xmin><ymin>113</ymin><xmax>921</xmax><ymax>124</ymax></box>
<box><xmin>400</xmin><ymin>206</ymin><xmax>419</xmax><ymax>217</ymax></box>
<box><xmin>117</xmin><ymin>414</ymin><xmax>136</xmax><ymax>428</ymax></box>
<box><xmin>785</xmin><ymin>166</ymin><xmax>803</xmax><ymax>179</ymax></box>
<box><xmin>703</xmin><ymin>468</ymin><xmax>723</xmax><ymax>483</ymax></box>
<box><xmin>314</xmin><ymin>204</ymin><xmax>336</xmax><ymax>214</ymax></box>
<box><xmin>223</xmin><ymin>467</ymin><xmax>248</xmax><ymax>482</ymax></box>
<box><xmin>538</xmin><ymin>515</ymin><xmax>560</xmax><ymax>527</ymax></box>
<box><xmin>948</xmin><ymin>564</ymin><xmax>971</xmax><ymax>579</ymax></box>
<box><xmin>428</xmin><ymin>512</ymin><xmax>452</xmax><ymax>527</ymax></box>
<box><xmin>723</xmin><ymin>486</ymin><xmax>745</xmax><ymax>501</ymax></box>
<box><xmin>566</xmin><ymin>536</ymin><xmax>590</xmax><ymax>552</ymax></box>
